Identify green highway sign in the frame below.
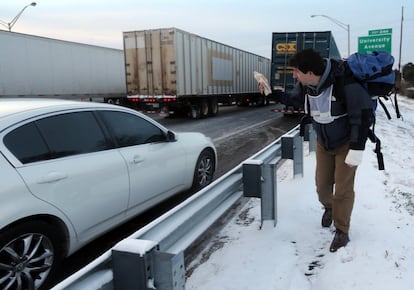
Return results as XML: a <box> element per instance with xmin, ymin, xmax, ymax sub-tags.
<box><xmin>358</xmin><ymin>27</ymin><xmax>393</xmax><ymax>54</ymax></box>
<box><xmin>358</xmin><ymin>34</ymin><xmax>392</xmax><ymax>54</ymax></box>
<box><xmin>369</xmin><ymin>28</ymin><xmax>392</xmax><ymax>35</ymax></box>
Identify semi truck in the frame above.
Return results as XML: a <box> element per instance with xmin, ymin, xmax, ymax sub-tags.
<box><xmin>123</xmin><ymin>28</ymin><xmax>271</xmax><ymax>118</ymax></box>
<box><xmin>270</xmin><ymin>31</ymin><xmax>342</xmax><ymax>114</ymax></box>
<box><xmin>0</xmin><ymin>30</ymin><xmax>127</xmax><ymax>102</ymax></box>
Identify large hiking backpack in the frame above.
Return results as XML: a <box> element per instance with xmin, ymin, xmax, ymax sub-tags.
<box><xmin>346</xmin><ymin>50</ymin><xmax>400</xmax><ymax>119</ymax></box>
<box><xmin>346</xmin><ymin>51</ymin><xmax>401</xmax><ymax>170</ymax></box>
<box><xmin>347</xmin><ymin>50</ymin><xmax>395</xmax><ymax>97</ymax></box>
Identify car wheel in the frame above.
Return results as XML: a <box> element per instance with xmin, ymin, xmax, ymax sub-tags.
<box><xmin>0</xmin><ymin>221</ymin><xmax>64</xmax><ymax>290</ymax></box>
<box><xmin>191</xmin><ymin>149</ymin><xmax>215</xmax><ymax>192</ymax></box>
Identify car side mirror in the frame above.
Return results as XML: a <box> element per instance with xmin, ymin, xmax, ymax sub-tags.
<box><xmin>166</xmin><ymin>130</ymin><xmax>176</xmax><ymax>142</ymax></box>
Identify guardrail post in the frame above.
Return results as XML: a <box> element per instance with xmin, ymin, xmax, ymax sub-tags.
<box><xmin>242</xmin><ymin>156</ymin><xmax>280</xmax><ymax>228</ymax></box>
<box><xmin>260</xmin><ymin>156</ymin><xmax>280</xmax><ymax>228</ymax></box>
<box><xmin>153</xmin><ymin>251</ymin><xmax>185</xmax><ymax>290</ymax></box>
<box><xmin>112</xmin><ymin>239</ymin><xmax>185</xmax><ymax>290</ymax></box>
<box><xmin>242</xmin><ymin>160</ymin><xmax>263</xmax><ymax>198</ymax></box>
<box><xmin>112</xmin><ymin>239</ymin><xmax>158</xmax><ymax>290</ymax></box>
<box><xmin>303</xmin><ymin>124</ymin><xmax>316</xmax><ymax>152</ymax></box>
<box><xmin>281</xmin><ymin>130</ymin><xmax>304</xmax><ymax>177</ymax></box>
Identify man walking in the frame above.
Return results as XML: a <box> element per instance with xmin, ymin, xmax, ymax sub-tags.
<box><xmin>288</xmin><ymin>49</ymin><xmax>372</xmax><ymax>252</ymax></box>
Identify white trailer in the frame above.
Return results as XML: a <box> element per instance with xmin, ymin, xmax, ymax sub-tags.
<box><xmin>0</xmin><ymin>31</ymin><xmax>126</xmax><ymax>102</ymax></box>
<box><xmin>123</xmin><ymin>28</ymin><xmax>271</xmax><ymax>118</ymax></box>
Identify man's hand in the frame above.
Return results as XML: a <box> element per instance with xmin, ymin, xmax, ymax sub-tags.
<box><xmin>345</xmin><ymin>150</ymin><xmax>364</xmax><ymax>167</ymax></box>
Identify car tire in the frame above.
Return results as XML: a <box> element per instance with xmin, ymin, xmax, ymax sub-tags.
<box><xmin>191</xmin><ymin>149</ymin><xmax>215</xmax><ymax>192</ymax></box>
<box><xmin>0</xmin><ymin>220</ymin><xmax>64</xmax><ymax>290</ymax></box>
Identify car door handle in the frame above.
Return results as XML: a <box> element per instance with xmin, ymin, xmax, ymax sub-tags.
<box><xmin>132</xmin><ymin>155</ymin><xmax>144</xmax><ymax>164</ymax></box>
<box><xmin>37</xmin><ymin>172</ymin><xmax>68</xmax><ymax>184</ymax></box>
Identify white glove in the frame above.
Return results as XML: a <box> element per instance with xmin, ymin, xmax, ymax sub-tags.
<box><xmin>345</xmin><ymin>150</ymin><xmax>364</xmax><ymax>167</ymax></box>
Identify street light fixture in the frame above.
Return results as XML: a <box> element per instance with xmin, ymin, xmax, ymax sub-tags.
<box><xmin>311</xmin><ymin>14</ymin><xmax>350</xmax><ymax>57</ymax></box>
<box><xmin>0</xmin><ymin>2</ymin><xmax>37</xmax><ymax>32</ymax></box>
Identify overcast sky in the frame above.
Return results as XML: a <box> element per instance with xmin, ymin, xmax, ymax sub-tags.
<box><xmin>1</xmin><ymin>0</ymin><xmax>413</xmax><ymax>66</ymax></box>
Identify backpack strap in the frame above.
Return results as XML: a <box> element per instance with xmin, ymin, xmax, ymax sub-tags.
<box><xmin>367</xmin><ymin>129</ymin><xmax>385</xmax><ymax>170</ymax></box>
<box><xmin>377</xmin><ymin>97</ymin><xmax>392</xmax><ymax>120</ymax></box>
<box><xmin>394</xmin><ymin>91</ymin><xmax>401</xmax><ymax>119</ymax></box>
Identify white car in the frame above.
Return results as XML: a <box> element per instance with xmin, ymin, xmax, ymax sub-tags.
<box><xmin>0</xmin><ymin>98</ymin><xmax>216</xmax><ymax>290</ymax></box>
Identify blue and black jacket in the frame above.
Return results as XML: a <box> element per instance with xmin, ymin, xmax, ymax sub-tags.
<box><xmin>290</xmin><ymin>59</ymin><xmax>373</xmax><ymax>151</ymax></box>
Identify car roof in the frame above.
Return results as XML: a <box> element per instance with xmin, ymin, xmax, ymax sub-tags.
<box><xmin>0</xmin><ymin>98</ymin><xmax>146</xmax><ymax>132</ymax></box>
<box><xmin>0</xmin><ymin>98</ymin><xmax>110</xmax><ymax>117</ymax></box>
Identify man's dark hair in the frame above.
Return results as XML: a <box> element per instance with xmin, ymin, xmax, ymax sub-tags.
<box><xmin>289</xmin><ymin>49</ymin><xmax>325</xmax><ymax>76</ymax></box>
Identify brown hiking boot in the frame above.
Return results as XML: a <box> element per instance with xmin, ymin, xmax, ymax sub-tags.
<box><xmin>321</xmin><ymin>208</ymin><xmax>332</xmax><ymax>227</ymax></box>
<box><xmin>329</xmin><ymin>228</ymin><xmax>350</xmax><ymax>252</ymax></box>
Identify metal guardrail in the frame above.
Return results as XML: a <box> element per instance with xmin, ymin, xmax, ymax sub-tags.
<box><xmin>51</xmin><ymin>124</ymin><xmax>315</xmax><ymax>290</ymax></box>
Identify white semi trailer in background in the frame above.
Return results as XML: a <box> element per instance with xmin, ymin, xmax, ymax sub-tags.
<box><xmin>123</xmin><ymin>27</ymin><xmax>272</xmax><ymax>118</ymax></box>
<box><xmin>0</xmin><ymin>30</ymin><xmax>126</xmax><ymax>102</ymax></box>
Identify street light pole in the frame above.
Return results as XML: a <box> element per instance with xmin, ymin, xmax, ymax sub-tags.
<box><xmin>311</xmin><ymin>14</ymin><xmax>350</xmax><ymax>57</ymax></box>
<box><xmin>0</xmin><ymin>2</ymin><xmax>37</xmax><ymax>32</ymax></box>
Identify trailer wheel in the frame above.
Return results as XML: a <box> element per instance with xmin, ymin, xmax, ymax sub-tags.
<box><xmin>106</xmin><ymin>98</ymin><xmax>120</xmax><ymax>105</ymax></box>
<box><xmin>189</xmin><ymin>106</ymin><xmax>201</xmax><ymax>119</ymax></box>
<box><xmin>208</xmin><ymin>98</ymin><xmax>219</xmax><ymax>116</ymax></box>
<box><xmin>256</xmin><ymin>96</ymin><xmax>265</xmax><ymax>106</ymax></box>
<box><xmin>200</xmin><ymin>100</ymin><xmax>209</xmax><ymax>117</ymax></box>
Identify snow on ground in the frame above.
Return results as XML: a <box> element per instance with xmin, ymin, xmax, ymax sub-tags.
<box><xmin>186</xmin><ymin>95</ymin><xmax>414</xmax><ymax>290</ymax></box>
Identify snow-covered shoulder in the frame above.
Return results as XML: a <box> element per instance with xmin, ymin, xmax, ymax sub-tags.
<box><xmin>186</xmin><ymin>95</ymin><xmax>414</xmax><ymax>290</ymax></box>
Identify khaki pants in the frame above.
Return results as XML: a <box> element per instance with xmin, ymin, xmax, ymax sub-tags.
<box><xmin>316</xmin><ymin>142</ymin><xmax>357</xmax><ymax>233</ymax></box>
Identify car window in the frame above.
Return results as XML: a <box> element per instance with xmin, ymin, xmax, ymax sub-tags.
<box><xmin>35</xmin><ymin>112</ymin><xmax>109</xmax><ymax>159</ymax></box>
<box><xmin>4</xmin><ymin>111</ymin><xmax>109</xmax><ymax>164</ymax></box>
<box><xmin>3</xmin><ymin>122</ymin><xmax>49</xmax><ymax>164</ymax></box>
<box><xmin>99</xmin><ymin>111</ymin><xmax>165</xmax><ymax>147</ymax></box>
